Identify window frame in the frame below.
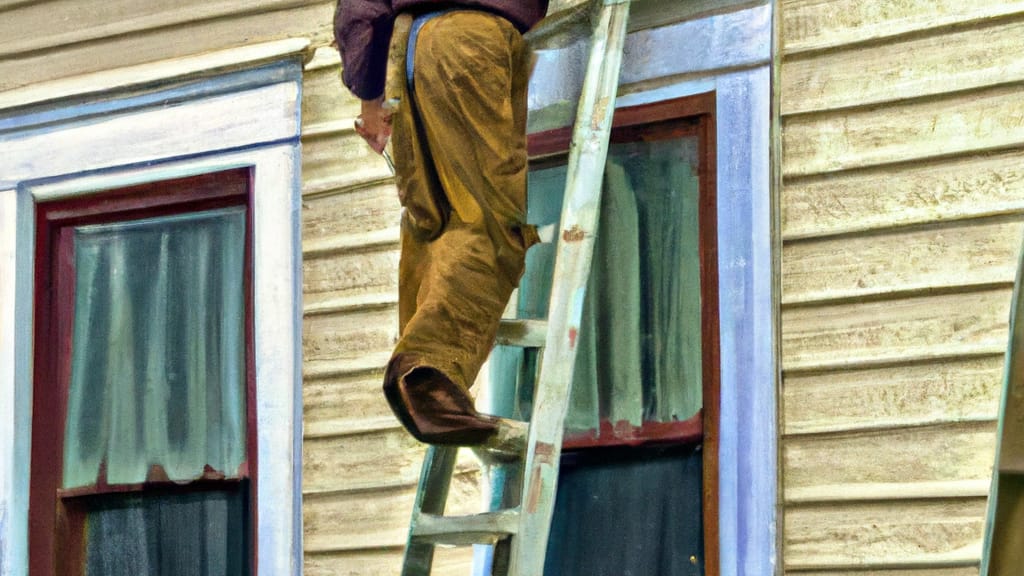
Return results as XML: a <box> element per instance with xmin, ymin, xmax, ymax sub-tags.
<box><xmin>30</xmin><ymin>168</ymin><xmax>257</xmax><ymax>576</ymax></box>
<box><xmin>527</xmin><ymin>91</ymin><xmax>720</xmax><ymax>574</ymax></box>
<box><xmin>525</xmin><ymin>5</ymin><xmax>776</xmax><ymax>572</ymax></box>
<box><xmin>0</xmin><ymin>41</ymin><xmax>306</xmax><ymax>576</ymax></box>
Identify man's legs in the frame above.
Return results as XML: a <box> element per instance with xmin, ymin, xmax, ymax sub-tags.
<box><xmin>384</xmin><ymin>10</ymin><xmax>537</xmax><ymax>444</ymax></box>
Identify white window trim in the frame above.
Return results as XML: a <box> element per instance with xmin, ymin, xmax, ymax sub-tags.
<box><xmin>0</xmin><ymin>39</ymin><xmax>308</xmax><ymax>576</ymax></box>
<box><xmin>528</xmin><ymin>3</ymin><xmax>776</xmax><ymax>575</ymax></box>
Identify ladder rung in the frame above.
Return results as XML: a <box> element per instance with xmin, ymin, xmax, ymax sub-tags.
<box><xmin>473</xmin><ymin>418</ymin><xmax>528</xmax><ymax>464</ymax></box>
<box><xmin>411</xmin><ymin>509</ymin><xmax>520</xmax><ymax>546</ymax></box>
<box><xmin>495</xmin><ymin>319</ymin><xmax>548</xmax><ymax>348</ymax></box>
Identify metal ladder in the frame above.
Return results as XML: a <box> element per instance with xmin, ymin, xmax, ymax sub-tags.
<box><xmin>398</xmin><ymin>1</ymin><xmax>632</xmax><ymax>575</ymax></box>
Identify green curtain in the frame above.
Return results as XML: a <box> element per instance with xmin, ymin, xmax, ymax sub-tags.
<box><xmin>63</xmin><ymin>208</ymin><xmax>247</xmax><ymax>489</ymax></box>
<box><xmin>497</xmin><ymin>135</ymin><xmax>703</xmax><ymax>431</ymax></box>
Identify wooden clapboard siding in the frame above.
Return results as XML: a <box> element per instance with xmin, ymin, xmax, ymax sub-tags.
<box><xmin>780</xmin><ymin>1</ymin><xmax>1024</xmax><ymax>573</ymax></box>
<box><xmin>304</xmin><ymin>429</ymin><xmax>486</xmax><ymax>494</ymax></box>
<box><xmin>302</xmin><ymin>250</ymin><xmax>401</xmax><ymax>313</ymax></box>
<box><xmin>781</xmin><ymin>0</ymin><xmax>1024</xmax><ymax>55</ymax></box>
<box><xmin>304</xmin><ymin>428</ymin><xmax>426</xmax><ymax>494</ymax></box>
<box><xmin>0</xmin><ymin>0</ymin><xmax>335</xmax><ymax>91</ymax></box>
<box><xmin>782</xmin><ymin>16</ymin><xmax>1024</xmax><ymax>115</ymax></box>
<box><xmin>781</xmin><ymin>149</ymin><xmax>1024</xmax><ymax>241</ymax></box>
<box><xmin>785</xmin><ymin>499</ymin><xmax>987</xmax><ymax>570</ymax></box>
<box><xmin>304</xmin><ymin>372</ymin><xmax>393</xmax><ymax>430</ymax></box>
<box><xmin>304</xmin><ymin>548</ymin><xmax>474</xmax><ymax>576</ymax></box>
<box><xmin>783</xmin><ymin>83</ymin><xmax>1024</xmax><ymax>177</ymax></box>
<box><xmin>303</xmin><ymin>472</ymin><xmax>484</xmax><ymax>553</ymax></box>
<box><xmin>302</xmin><ymin>181</ymin><xmax>400</xmax><ymax>247</ymax></box>
<box><xmin>782</xmin><ymin>565</ymin><xmax>974</xmax><ymax>569</ymax></box>
<box><xmin>783</xmin><ymin>288</ymin><xmax>1012</xmax><ymax>371</ymax></box>
<box><xmin>783</xmin><ymin>217</ymin><xmax>1024</xmax><ymax>305</ymax></box>
<box><xmin>784</xmin><ymin>355</ymin><xmax>1003</xmax><ymax>436</ymax></box>
<box><xmin>303</xmin><ymin>307</ymin><xmax>397</xmax><ymax>364</ymax></box>
<box><xmin>302</xmin><ymin>48</ymin><xmax>360</xmax><ymax>126</ymax></box>
<box><xmin>303</xmin><ymin>124</ymin><xmax>394</xmax><ymax>192</ymax></box>
<box><xmin>784</xmin><ymin>421</ymin><xmax>996</xmax><ymax>503</ymax></box>
<box><xmin>302</xmin><ymin>473</ymin><xmax>481</xmax><ymax>573</ymax></box>
<box><xmin>790</xmin><ymin>565</ymin><xmax>974</xmax><ymax>569</ymax></box>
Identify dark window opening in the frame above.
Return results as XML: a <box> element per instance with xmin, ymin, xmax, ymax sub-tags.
<box><xmin>30</xmin><ymin>168</ymin><xmax>256</xmax><ymax>576</ymax></box>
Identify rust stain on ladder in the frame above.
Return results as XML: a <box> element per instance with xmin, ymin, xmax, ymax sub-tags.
<box><xmin>562</xmin><ymin>225</ymin><xmax>585</xmax><ymax>242</ymax></box>
<box><xmin>526</xmin><ymin>442</ymin><xmax>556</xmax><ymax>513</ymax></box>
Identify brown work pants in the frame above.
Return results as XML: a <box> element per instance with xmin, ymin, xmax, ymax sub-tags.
<box><xmin>384</xmin><ymin>10</ymin><xmax>539</xmax><ymax>393</ymax></box>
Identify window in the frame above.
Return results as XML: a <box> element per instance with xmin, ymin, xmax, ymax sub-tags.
<box><xmin>30</xmin><ymin>169</ymin><xmax>254</xmax><ymax>576</ymax></box>
<box><xmin>520</xmin><ymin>4</ymin><xmax>776</xmax><ymax>572</ymax></box>
<box><xmin>0</xmin><ymin>43</ymin><xmax>305</xmax><ymax>575</ymax></box>
<box><xmin>493</xmin><ymin>93</ymin><xmax>719</xmax><ymax>575</ymax></box>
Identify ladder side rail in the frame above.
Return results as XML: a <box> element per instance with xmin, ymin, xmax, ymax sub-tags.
<box><xmin>401</xmin><ymin>446</ymin><xmax>459</xmax><ymax>576</ymax></box>
<box><xmin>510</xmin><ymin>1</ymin><xmax>632</xmax><ymax>574</ymax></box>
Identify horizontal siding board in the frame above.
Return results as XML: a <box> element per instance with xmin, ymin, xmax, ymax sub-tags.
<box><xmin>302</xmin><ymin>307</ymin><xmax>398</xmax><ymax>364</ymax></box>
<box><xmin>302</xmin><ymin>250</ymin><xmax>400</xmax><ymax>310</ymax></box>
<box><xmin>780</xmin><ymin>0</ymin><xmax>1024</xmax><ymax>54</ymax></box>
<box><xmin>783</xmin><ymin>421</ymin><xmax>997</xmax><ymax>501</ymax></box>
<box><xmin>0</xmin><ymin>2</ymin><xmax>333</xmax><ymax>92</ymax></box>
<box><xmin>787</xmin><ymin>480</ymin><xmax>991</xmax><ymax>505</ymax></box>
<box><xmin>302</xmin><ymin>183</ymin><xmax>401</xmax><ymax>247</ymax></box>
<box><xmin>302</xmin><ymin>57</ymin><xmax>360</xmax><ymax>127</ymax></box>
<box><xmin>783</xmin><ymin>356</ymin><xmax>1003</xmax><ymax>435</ymax></box>
<box><xmin>786</xmin><ymin>565</ymin><xmax>978</xmax><ymax>569</ymax></box>
<box><xmin>785</xmin><ymin>498</ymin><xmax>986</xmax><ymax>568</ymax></box>
<box><xmin>781</xmin><ymin>149</ymin><xmax>1024</xmax><ymax>240</ymax></box>
<box><xmin>304</xmin><ymin>550</ymin><xmax>404</xmax><ymax>576</ymax></box>
<box><xmin>304</xmin><ymin>548</ymin><xmax>474</xmax><ymax>576</ymax></box>
<box><xmin>303</xmin><ymin>488</ymin><xmax>413</xmax><ymax>551</ymax></box>
<box><xmin>303</xmin><ymin>372</ymin><xmax>392</xmax><ymax>426</ymax></box>
<box><xmin>303</xmin><ymin>352</ymin><xmax>393</xmax><ymax>381</ymax></box>
<box><xmin>0</xmin><ymin>0</ymin><xmax>43</xmax><ymax>10</ymax></box>
<box><xmin>782</xmin><ymin>84</ymin><xmax>1024</xmax><ymax>177</ymax></box>
<box><xmin>304</xmin><ymin>433</ymin><xmax>485</xmax><ymax>494</ymax></box>
<box><xmin>303</xmin><ymin>428</ymin><xmax>424</xmax><ymax>494</ymax></box>
<box><xmin>782</xmin><ymin>17</ymin><xmax>1024</xmax><ymax>115</ymax></box>
<box><xmin>302</xmin><ymin>130</ymin><xmax>392</xmax><ymax>187</ymax></box>
<box><xmin>782</xmin><ymin>217</ymin><xmax>1024</xmax><ymax>305</ymax></box>
<box><xmin>303</xmin><ymin>474</ymin><xmax>484</xmax><ymax>550</ymax></box>
<box><xmin>781</xmin><ymin>288</ymin><xmax>1012</xmax><ymax>371</ymax></box>
<box><xmin>779</xmin><ymin>1</ymin><xmax>1024</xmax><ymax>574</ymax></box>
<box><xmin>0</xmin><ymin>0</ymin><xmax>324</xmax><ymax>56</ymax></box>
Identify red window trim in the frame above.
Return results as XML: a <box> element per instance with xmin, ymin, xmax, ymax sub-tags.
<box><xmin>562</xmin><ymin>410</ymin><xmax>705</xmax><ymax>451</ymax></box>
<box><xmin>527</xmin><ymin>91</ymin><xmax>720</xmax><ymax>574</ymax></box>
<box><xmin>30</xmin><ymin>168</ymin><xmax>258</xmax><ymax>576</ymax></box>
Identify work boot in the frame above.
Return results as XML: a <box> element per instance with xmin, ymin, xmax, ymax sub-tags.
<box><xmin>383</xmin><ymin>356</ymin><xmax>500</xmax><ymax>445</ymax></box>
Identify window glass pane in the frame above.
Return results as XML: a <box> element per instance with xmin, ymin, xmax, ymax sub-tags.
<box><xmin>83</xmin><ymin>486</ymin><xmax>249</xmax><ymax>576</ymax></box>
<box><xmin>544</xmin><ymin>446</ymin><xmax>704</xmax><ymax>576</ymax></box>
<box><xmin>63</xmin><ymin>207</ymin><xmax>247</xmax><ymax>488</ymax></box>
<box><xmin>501</xmin><ymin>135</ymin><xmax>702</xmax><ymax>431</ymax></box>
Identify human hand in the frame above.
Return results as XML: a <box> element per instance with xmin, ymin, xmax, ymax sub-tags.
<box><xmin>354</xmin><ymin>96</ymin><xmax>392</xmax><ymax>155</ymax></box>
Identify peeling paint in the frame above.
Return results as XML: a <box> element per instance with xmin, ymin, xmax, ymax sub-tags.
<box><xmin>590</xmin><ymin>96</ymin><xmax>610</xmax><ymax>130</ymax></box>
<box><xmin>526</xmin><ymin>466</ymin><xmax>544</xmax><ymax>514</ymax></box>
<box><xmin>526</xmin><ymin>442</ymin><xmax>557</xmax><ymax>514</ymax></box>
<box><xmin>562</xmin><ymin>225</ymin><xmax>586</xmax><ymax>242</ymax></box>
<box><xmin>535</xmin><ymin>441</ymin><xmax>555</xmax><ymax>460</ymax></box>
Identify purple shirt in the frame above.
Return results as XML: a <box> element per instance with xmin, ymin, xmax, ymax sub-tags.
<box><xmin>335</xmin><ymin>0</ymin><xmax>549</xmax><ymax>100</ymax></box>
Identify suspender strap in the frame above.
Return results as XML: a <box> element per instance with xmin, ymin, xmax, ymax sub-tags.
<box><xmin>406</xmin><ymin>9</ymin><xmax>456</xmax><ymax>91</ymax></box>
